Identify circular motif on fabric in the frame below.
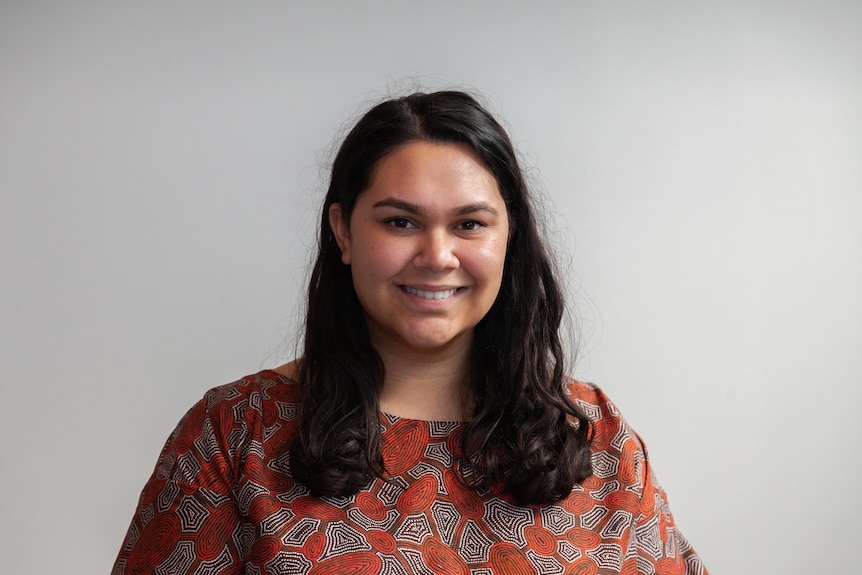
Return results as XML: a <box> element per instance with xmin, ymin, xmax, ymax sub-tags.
<box><xmin>488</xmin><ymin>542</ymin><xmax>536</xmax><ymax>575</ymax></box>
<box><xmin>565</xmin><ymin>558</ymin><xmax>599</xmax><ymax>575</ymax></box>
<box><xmin>244</xmin><ymin>407</ymin><xmax>262</xmax><ymax>436</ymax></box>
<box><xmin>639</xmin><ymin>477</ymin><xmax>657</xmax><ymax>515</ymax></box>
<box><xmin>178</xmin><ymin>483</ymin><xmax>197</xmax><ymax>496</ymax></box>
<box><xmin>581</xmin><ymin>475</ymin><xmax>602</xmax><ymax>491</ymax></box>
<box><xmin>603</xmin><ymin>490</ymin><xmax>639</xmax><ymax>511</ymax></box>
<box><xmin>590</xmin><ymin>417</ymin><xmax>619</xmax><ymax>447</ymax></box>
<box><xmin>129</xmin><ymin>513</ymin><xmax>181</xmax><ymax>575</ymax></box>
<box><xmin>248</xmin><ymin>493</ymin><xmax>281</xmax><ymax>521</ymax></box>
<box><xmin>262</xmin><ymin>399</ymin><xmax>278</xmax><ymax>425</ymax></box>
<box><xmin>566</xmin><ymin>528</ymin><xmax>601</xmax><ymax>550</ymax></box>
<box><xmin>396</xmin><ymin>474</ymin><xmax>438</xmax><ymax>515</ymax></box>
<box><xmin>292</xmin><ymin>496</ymin><xmax>346</xmax><ymax>521</ymax></box>
<box><xmin>563</xmin><ymin>492</ymin><xmax>593</xmax><ymax>515</ymax></box>
<box><xmin>423</xmin><ymin>537</ymin><xmax>470</xmax><ymax>575</ymax></box>
<box><xmin>381</xmin><ymin>419</ymin><xmax>428</xmax><ymax>476</ymax></box>
<box><xmin>195</xmin><ymin>503</ymin><xmax>238</xmax><ymax>561</ymax></box>
<box><xmin>366</xmin><ymin>530</ymin><xmax>397</xmax><ymax>554</ymax></box>
<box><xmin>303</xmin><ymin>532</ymin><xmax>325</xmax><ymax>561</ymax></box>
<box><xmin>199</xmin><ymin>458</ymin><xmax>231</xmax><ymax>488</ymax></box>
<box><xmin>443</xmin><ymin>470</ymin><xmax>484</xmax><ymax>519</ymax></box>
<box><xmin>263</xmin><ymin>467</ymin><xmax>293</xmax><ymax>492</ymax></box>
<box><xmin>244</xmin><ymin>453</ymin><xmax>268</xmax><ymax>484</ymax></box>
<box><xmin>446</xmin><ymin>425</ymin><xmax>463</xmax><ymax>457</ymax></box>
<box><xmin>264</xmin><ymin>425</ymin><xmax>295</xmax><ymax>457</ymax></box>
<box><xmin>307</xmin><ymin>552</ymin><xmax>382</xmax><ymax>575</ymax></box>
<box><xmin>524</xmin><ymin>525</ymin><xmax>557</xmax><ymax>555</ymax></box>
<box><xmin>249</xmin><ymin>535</ymin><xmax>281</xmax><ymax>565</ymax></box>
<box><xmin>355</xmin><ymin>492</ymin><xmax>387</xmax><ymax>521</ymax></box>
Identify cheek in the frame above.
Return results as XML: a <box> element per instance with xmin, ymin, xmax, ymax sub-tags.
<box><xmin>350</xmin><ymin>239</ymin><xmax>411</xmax><ymax>283</ymax></box>
<box><xmin>476</xmin><ymin>239</ymin><xmax>508</xmax><ymax>273</ymax></box>
<box><xmin>462</xmin><ymin>243</ymin><xmax>507</xmax><ymax>295</ymax></box>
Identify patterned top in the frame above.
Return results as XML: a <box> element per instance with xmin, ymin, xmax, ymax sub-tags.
<box><xmin>113</xmin><ymin>370</ymin><xmax>707</xmax><ymax>575</ymax></box>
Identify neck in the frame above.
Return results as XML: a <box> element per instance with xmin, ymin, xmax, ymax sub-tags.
<box><xmin>375</xmin><ymin>339</ymin><xmax>473</xmax><ymax>422</ymax></box>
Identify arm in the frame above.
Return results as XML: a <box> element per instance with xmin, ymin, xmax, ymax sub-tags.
<box><xmin>630</xmin><ymin>433</ymin><xmax>708</xmax><ymax>575</ymax></box>
<box><xmin>568</xmin><ymin>381</ymin><xmax>708</xmax><ymax>575</ymax></box>
<box><xmin>112</xmin><ymin>388</ymin><xmax>247</xmax><ymax>575</ymax></box>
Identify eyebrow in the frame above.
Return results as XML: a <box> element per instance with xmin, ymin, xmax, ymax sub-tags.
<box><xmin>372</xmin><ymin>198</ymin><xmax>500</xmax><ymax>217</ymax></box>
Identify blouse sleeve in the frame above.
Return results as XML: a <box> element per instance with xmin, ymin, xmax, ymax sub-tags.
<box><xmin>569</xmin><ymin>381</ymin><xmax>708</xmax><ymax>575</ymax></box>
<box><xmin>112</xmin><ymin>386</ymin><xmax>249</xmax><ymax>575</ymax></box>
<box><xmin>630</xmin><ymin>432</ymin><xmax>708</xmax><ymax>575</ymax></box>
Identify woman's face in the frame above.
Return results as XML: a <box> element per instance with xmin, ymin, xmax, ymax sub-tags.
<box><xmin>330</xmin><ymin>141</ymin><xmax>509</xmax><ymax>359</ymax></box>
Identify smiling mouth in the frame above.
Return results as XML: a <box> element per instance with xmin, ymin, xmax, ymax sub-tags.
<box><xmin>401</xmin><ymin>286</ymin><xmax>459</xmax><ymax>300</ymax></box>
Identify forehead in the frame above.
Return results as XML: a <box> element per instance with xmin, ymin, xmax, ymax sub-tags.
<box><xmin>360</xmin><ymin>141</ymin><xmax>504</xmax><ymax>208</ymax></box>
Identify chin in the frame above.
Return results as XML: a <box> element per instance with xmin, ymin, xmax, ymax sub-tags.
<box><xmin>403</xmin><ymin>331</ymin><xmax>471</xmax><ymax>353</ymax></box>
<box><xmin>368</xmin><ymin>318</ymin><xmax>476</xmax><ymax>356</ymax></box>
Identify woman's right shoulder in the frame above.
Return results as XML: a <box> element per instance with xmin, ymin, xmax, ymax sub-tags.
<box><xmin>197</xmin><ymin>362</ymin><xmax>302</xmax><ymax>416</ymax></box>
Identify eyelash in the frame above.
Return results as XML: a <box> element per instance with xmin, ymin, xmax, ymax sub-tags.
<box><xmin>386</xmin><ymin>217</ymin><xmax>415</xmax><ymax>229</ymax></box>
<box><xmin>384</xmin><ymin>218</ymin><xmax>486</xmax><ymax>232</ymax></box>
<box><xmin>457</xmin><ymin>220</ymin><xmax>484</xmax><ymax>231</ymax></box>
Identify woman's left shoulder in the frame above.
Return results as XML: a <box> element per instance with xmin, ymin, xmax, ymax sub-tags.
<box><xmin>564</xmin><ymin>378</ymin><xmax>626</xmax><ymax>424</ymax></box>
<box><xmin>563</xmin><ymin>378</ymin><xmax>710</xmax><ymax>573</ymax></box>
<box><xmin>564</xmin><ymin>378</ymin><xmax>649</xmax><ymax>462</ymax></box>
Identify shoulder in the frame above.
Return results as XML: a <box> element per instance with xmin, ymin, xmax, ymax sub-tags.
<box><xmin>158</xmin><ymin>369</ymin><xmax>301</xmax><ymax>473</ymax></box>
<box><xmin>564</xmin><ymin>379</ymin><xmax>624</xmax><ymax>425</ymax></box>
<box><xmin>196</xmin><ymin>368</ymin><xmax>299</xmax><ymax>415</ymax></box>
<box><xmin>565</xmin><ymin>378</ymin><xmax>650</xmax><ymax>485</ymax></box>
<box><xmin>563</xmin><ymin>379</ymin><xmax>708</xmax><ymax>572</ymax></box>
<box><xmin>171</xmin><ymin>368</ymin><xmax>301</xmax><ymax>453</ymax></box>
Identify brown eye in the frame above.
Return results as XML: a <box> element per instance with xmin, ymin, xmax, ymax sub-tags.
<box><xmin>386</xmin><ymin>218</ymin><xmax>415</xmax><ymax>229</ymax></box>
<box><xmin>457</xmin><ymin>220</ymin><xmax>483</xmax><ymax>231</ymax></box>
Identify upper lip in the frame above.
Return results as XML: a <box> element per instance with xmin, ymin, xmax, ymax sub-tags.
<box><xmin>400</xmin><ymin>284</ymin><xmax>462</xmax><ymax>291</ymax></box>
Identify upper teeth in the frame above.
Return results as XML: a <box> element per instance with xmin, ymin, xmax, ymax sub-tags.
<box><xmin>404</xmin><ymin>286</ymin><xmax>457</xmax><ymax>300</ymax></box>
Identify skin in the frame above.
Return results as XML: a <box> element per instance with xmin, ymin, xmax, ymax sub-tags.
<box><xmin>327</xmin><ymin>141</ymin><xmax>510</xmax><ymax>420</ymax></box>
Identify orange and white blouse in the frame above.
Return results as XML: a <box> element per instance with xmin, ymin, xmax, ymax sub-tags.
<box><xmin>113</xmin><ymin>370</ymin><xmax>708</xmax><ymax>575</ymax></box>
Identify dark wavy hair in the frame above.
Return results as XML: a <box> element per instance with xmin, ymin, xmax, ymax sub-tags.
<box><xmin>290</xmin><ymin>90</ymin><xmax>592</xmax><ymax>505</ymax></box>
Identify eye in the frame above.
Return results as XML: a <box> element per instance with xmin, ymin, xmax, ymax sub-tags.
<box><xmin>386</xmin><ymin>217</ymin><xmax>415</xmax><ymax>229</ymax></box>
<box><xmin>457</xmin><ymin>220</ymin><xmax>484</xmax><ymax>231</ymax></box>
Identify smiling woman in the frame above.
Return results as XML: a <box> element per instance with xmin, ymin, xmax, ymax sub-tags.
<box><xmin>113</xmin><ymin>91</ymin><xmax>708</xmax><ymax>574</ymax></box>
<box><xmin>329</xmin><ymin>142</ymin><xmax>509</xmax><ymax>387</ymax></box>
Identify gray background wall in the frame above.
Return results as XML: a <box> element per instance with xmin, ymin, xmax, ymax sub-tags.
<box><xmin>2</xmin><ymin>1</ymin><xmax>860</xmax><ymax>573</ymax></box>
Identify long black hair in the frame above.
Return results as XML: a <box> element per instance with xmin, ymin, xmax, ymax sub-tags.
<box><xmin>289</xmin><ymin>90</ymin><xmax>592</xmax><ymax>505</ymax></box>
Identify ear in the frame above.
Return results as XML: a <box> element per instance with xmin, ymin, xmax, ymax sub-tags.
<box><xmin>328</xmin><ymin>203</ymin><xmax>352</xmax><ymax>265</ymax></box>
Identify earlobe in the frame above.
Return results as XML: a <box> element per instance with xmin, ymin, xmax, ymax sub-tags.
<box><xmin>328</xmin><ymin>203</ymin><xmax>351</xmax><ymax>265</ymax></box>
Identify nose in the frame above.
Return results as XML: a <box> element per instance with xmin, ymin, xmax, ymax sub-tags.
<box><xmin>414</xmin><ymin>228</ymin><xmax>459</xmax><ymax>272</ymax></box>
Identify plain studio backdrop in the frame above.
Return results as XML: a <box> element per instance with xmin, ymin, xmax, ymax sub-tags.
<box><xmin>2</xmin><ymin>1</ymin><xmax>860</xmax><ymax>573</ymax></box>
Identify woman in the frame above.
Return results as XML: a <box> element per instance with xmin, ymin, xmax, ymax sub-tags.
<box><xmin>113</xmin><ymin>91</ymin><xmax>708</xmax><ymax>574</ymax></box>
